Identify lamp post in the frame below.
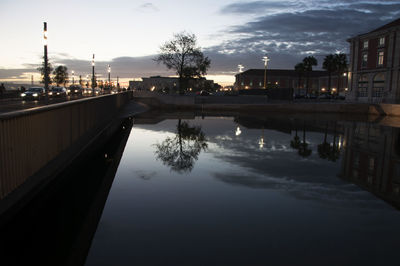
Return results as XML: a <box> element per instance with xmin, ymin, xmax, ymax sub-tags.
<box><xmin>86</xmin><ymin>74</ymin><xmax>89</xmax><ymax>88</ymax></box>
<box><xmin>72</xmin><ymin>70</ymin><xmax>75</xmax><ymax>85</ymax></box>
<box><xmin>262</xmin><ymin>55</ymin><xmax>270</xmax><ymax>89</ymax></box>
<box><xmin>43</xmin><ymin>22</ymin><xmax>50</xmax><ymax>102</ymax></box>
<box><xmin>238</xmin><ymin>64</ymin><xmax>244</xmax><ymax>90</ymax></box>
<box><xmin>91</xmin><ymin>54</ymin><xmax>95</xmax><ymax>96</ymax></box>
<box><xmin>108</xmin><ymin>64</ymin><xmax>111</xmax><ymax>89</ymax></box>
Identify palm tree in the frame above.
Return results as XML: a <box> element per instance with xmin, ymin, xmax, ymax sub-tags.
<box><xmin>302</xmin><ymin>56</ymin><xmax>318</xmax><ymax>95</ymax></box>
<box><xmin>334</xmin><ymin>53</ymin><xmax>348</xmax><ymax>94</ymax></box>
<box><xmin>322</xmin><ymin>54</ymin><xmax>337</xmax><ymax>94</ymax></box>
<box><xmin>294</xmin><ymin>63</ymin><xmax>306</xmax><ymax>95</ymax></box>
<box><xmin>298</xmin><ymin>123</ymin><xmax>312</xmax><ymax>157</ymax></box>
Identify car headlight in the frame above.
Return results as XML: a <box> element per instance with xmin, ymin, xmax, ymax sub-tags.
<box><xmin>33</xmin><ymin>93</ymin><xmax>38</xmax><ymax>97</ymax></box>
<box><xmin>48</xmin><ymin>92</ymin><xmax>53</xmax><ymax>95</ymax></box>
<box><xmin>57</xmin><ymin>92</ymin><xmax>60</xmax><ymax>95</ymax></box>
<box><xmin>21</xmin><ymin>93</ymin><xmax>26</xmax><ymax>97</ymax></box>
<box><xmin>75</xmin><ymin>90</ymin><xmax>78</xmax><ymax>92</ymax></box>
<box><xmin>67</xmin><ymin>89</ymin><xmax>71</xmax><ymax>93</ymax></box>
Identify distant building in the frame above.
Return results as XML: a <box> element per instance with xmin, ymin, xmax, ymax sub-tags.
<box><xmin>129</xmin><ymin>76</ymin><xmax>215</xmax><ymax>93</ymax></box>
<box><xmin>347</xmin><ymin>18</ymin><xmax>400</xmax><ymax>103</ymax></box>
<box><xmin>234</xmin><ymin>69</ymin><xmax>347</xmax><ymax>95</ymax></box>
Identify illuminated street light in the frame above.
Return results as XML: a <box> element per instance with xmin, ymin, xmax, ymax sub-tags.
<box><xmin>43</xmin><ymin>22</ymin><xmax>50</xmax><ymax>102</ymax></box>
<box><xmin>108</xmin><ymin>64</ymin><xmax>111</xmax><ymax>88</ymax></box>
<box><xmin>262</xmin><ymin>55</ymin><xmax>270</xmax><ymax>89</ymax></box>
<box><xmin>91</xmin><ymin>54</ymin><xmax>95</xmax><ymax>95</ymax></box>
<box><xmin>238</xmin><ymin>64</ymin><xmax>244</xmax><ymax>73</ymax></box>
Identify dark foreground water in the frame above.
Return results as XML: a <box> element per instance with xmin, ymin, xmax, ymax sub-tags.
<box><xmin>83</xmin><ymin>115</ymin><xmax>400</xmax><ymax>266</ymax></box>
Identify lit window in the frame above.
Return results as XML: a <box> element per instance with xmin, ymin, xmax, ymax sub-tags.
<box><xmin>362</xmin><ymin>53</ymin><xmax>368</xmax><ymax>67</ymax></box>
<box><xmin>379</xmin><ymin>37</ymin><xmax>385</xmax><ymax>46</ymax></box>
<box><xmin>378</xmin><ymin>51</ymin><xmax>384</xmax><ymax>66</ymax></box>
<box><xmin>363</xmin><ymin>40</ymin><xmax>369</xmax><ymax>49</ymax></box>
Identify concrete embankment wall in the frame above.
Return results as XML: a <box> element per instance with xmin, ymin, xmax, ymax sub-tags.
<box><xmin>0</xmin><ymin>92</ymin><xmax>132</xmax><ymax>215</ymax></box>
<box><xmin>133</xmin><ymin>91</ymin><xmax>400</xmax><ymax>117</ymax></box>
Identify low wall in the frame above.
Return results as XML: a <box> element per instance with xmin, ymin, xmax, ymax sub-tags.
<box><xmin>0</xmin><ymin>92</ymin><xmax>132</xmax><ymax>210</ymax></box>
<box><xmin>133</xmin><ymin>91</ymin><xmax>194</xmax><ymax>108</ymax></box>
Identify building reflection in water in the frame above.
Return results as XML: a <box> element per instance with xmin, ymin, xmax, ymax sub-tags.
<box><xmin>340</xmin><ymin>122</ymin><xmax>400</xmax><ymax>209</ymax></box>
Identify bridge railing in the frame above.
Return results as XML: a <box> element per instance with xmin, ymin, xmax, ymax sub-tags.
<box><xmin>0</xmin><ymin>92</ymin><xmax>132</xmax><ymax>202</ymax></box>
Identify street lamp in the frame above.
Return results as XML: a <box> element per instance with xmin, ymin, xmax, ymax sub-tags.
<box><xmin>43</xmin><ymin>22</ymin><xmax>50</xmax><ymax>102</ymax></box>
<box><xmin>238</xmin><ymin>64</ymin><xmax>244</xmax><ymax>90</ymax></box>
<box><xmin>262</xmin><ymin>55</ymin><xmax>270</xmax><ymax>89</ymax></box>
<box><xmin>91</xmin><ymin>54</ymin><xmax>95</xmax><ymax>96</ymax></box>
<box><xmin>72</xmin><ymin>70</ymin><xmax>75</xmax><ymax>85</ymax></box>
<box><xmin>108</xmin><ymin>64</ymin><xmax>111</xmax><ymax>88</ymax></box>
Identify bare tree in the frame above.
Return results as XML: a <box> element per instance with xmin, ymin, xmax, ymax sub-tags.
<box><xmin>154</xmin><ymin>32</ymin><xmax>211</xmax><ymax>94</ymax></box>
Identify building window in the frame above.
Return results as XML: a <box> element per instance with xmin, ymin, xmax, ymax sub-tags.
<box><xmin>379</xmin><ymin>37</ymin><xmax>385</xmax><ymax>46</ymax></box>
<box><xmin>372</xmin><ymin>73</ymin><xmax>385</xmax><ymax>97</ymax></box>
<box><xmin>358</xmin><ymin>74</ymin><xmax>368</xmax><ymax>97</ymax></box>
<box><xmin>363</xmin><ymin>40</ymin><xmax>369</xmax><ymax>49</ymax></box>
<box><xmin>362</xmin><ymin>53</ymin><xmax>368</xmax><ymax>68</ymax></box>
<box><xmin>378</xmin><ymin>51</ymin><xmax>384</xmax><ymax>66</ymax></box>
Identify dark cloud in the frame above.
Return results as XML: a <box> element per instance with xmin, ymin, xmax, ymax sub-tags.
<box><xmin>209</xmin><ymin>1</ymin><xmax>400</xmax><ymax>69</ymax></box>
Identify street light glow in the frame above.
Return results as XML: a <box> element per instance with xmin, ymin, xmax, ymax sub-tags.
<box><xmin>108</xmin><ymin>64</ymin><xmax>111</xmax><ymax>73</ymax></box>
<box><xmin>262</xmin><ymin>55</ymin><xmax>270</xmax><ymax>67</ymax></box>
<box><xmin>238</xmin><ymin>64</ymin><xmax>244</xmax><ymax>73</ymax></box>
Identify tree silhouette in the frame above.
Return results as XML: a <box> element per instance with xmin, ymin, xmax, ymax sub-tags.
<box><xmin>322</xmin><ymin>54</ymin><xmax>336</xmax><ymax>94</ymax></box>
<box><xmin>155</xmin><ymin>119</ymin><xmax>208</xmax><ymax>173</ymax></box>
<box><xmin>298</xmin><ymin>123</ymin><xmax>312</xmax><ymax>157</ymax></box>
<box><xmin>334</xmin><ymin>53</ymin><xmax>348</xmax><ymax>93</ymax></box>
<box><xmin>302</xmin><ymin>56</ymin><xmax>318</xmax><ymax>95</ymax></box>
<box><xmin>154</xmin><ymin>32</ymin><xmax>211</xmax><ymax>94</ymax></box>
<box><xmin>294</xmin><ymin>63</ymin><xmax>306</xmax><ymax>94</ymax></box>
<box><xmin>53</xmin><ymin>65</ymin><xmax>68</xmax><ymax>86</ymax></box>
<box><xmin>37</xmin><ymin>57</ymin><xmax>53</xmax><ymax>85</ymax></box>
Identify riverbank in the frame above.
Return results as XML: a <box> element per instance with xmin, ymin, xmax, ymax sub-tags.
<box><xmin>132</xmin><ymin>91</ymin><xmax>400</xmax><ymax>117</ymax></box>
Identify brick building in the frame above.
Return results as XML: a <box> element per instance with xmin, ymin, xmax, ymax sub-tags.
<box><xmin>347</xmin><ymin>18</ymin><xmax>400</xmax><ymax>103</ymax></box>
<box><xmin>234</xmin><ymin>69</ymin><xmax>347</xmax><ymax>95</ymax></box>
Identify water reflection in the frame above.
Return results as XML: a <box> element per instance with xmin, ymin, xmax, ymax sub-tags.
<box><xmin>154</xmin><ymin>119</ymin><xmax>208</xmax><ymax>173</ymax></box>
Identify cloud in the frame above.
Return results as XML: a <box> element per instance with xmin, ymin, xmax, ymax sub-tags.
<box><xmin>138</xmin><ymin>2</ymin><xmax>159</xmax><ymax>12</ymax></box>
<box><xmin>210</xmin><ymin>1</ymin><xmax>400</xmax><ymax>69</ymax></box>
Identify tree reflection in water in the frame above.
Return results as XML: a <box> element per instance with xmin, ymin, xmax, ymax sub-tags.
<box><xmin>155</xmin><ymin>119</ymin><xmax>208</xmax><ymax>173</ymax></box>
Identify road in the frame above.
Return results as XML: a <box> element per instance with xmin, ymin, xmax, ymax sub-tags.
<box><xmin>0</xmin><ymin>95</ymin><xmax>90</xmax><ymax>114</ymax></box>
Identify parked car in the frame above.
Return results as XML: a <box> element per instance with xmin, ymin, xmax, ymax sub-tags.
<box><xmin>49</xmin><ymin>87</ymin><xmax>67</xmax><ymax>98</ymax></box>
<box><xmin>68</xmin><ymin>85</ymin><xmax>83</xmax><ymax>96</ymax></box>
<box><xmin>198</xmin><ymin>90</ymin><xmax>211</xmax><ymax>96</ymax></box>
<box><xmin>318</xmin><ymin>93</ymin><xmax>332</xmax><ymax>99</ymax></box>
<box><xmin>21</xmin><ymin>87</ymin><xmax>45</xmax><ymax>100</ymax></box>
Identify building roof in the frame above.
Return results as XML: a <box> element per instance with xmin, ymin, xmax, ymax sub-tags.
<box><xmin>236</xmin><ymin>69</ymin><xmax>329</xmax><ymax>78</ymax></box>
<box><xmin>348</xmin><ymin>18</ymin><xmax>400</xmax><ymax>41</ymax></box>
<box><xmin>368</xmin><ymin>18</ymin><xmax>400</xmax><ymax>34</ymax></box>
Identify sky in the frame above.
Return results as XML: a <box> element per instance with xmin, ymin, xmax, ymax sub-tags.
<box><xmin>0</xmin><ymin>0</ymin><xmax>399</xmax><ymax>86</ymax></box>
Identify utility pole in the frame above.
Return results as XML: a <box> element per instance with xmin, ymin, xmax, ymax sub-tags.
<box><xmin>117</xmin><ymin>76</ymin><xmax>119</xmax><ymax>89</ymax></box>
<box><xmin>43</xmin><ymin>22</ymin><xmax>49</xmax><ymax>102</ymax></box>
<box><xmin>91</xmin><ymin>54</ymin><xmax>95</xmax><ymax>96</ymax></box>
<box><xmin>262</xmin><ymin>55</ymin><xmax>270</xmax><ymax>89</ymax></box>
<box><xmin>31</xmin><ymin>75</ymin><xmax>33</xmax><ymax>86</ymax></box>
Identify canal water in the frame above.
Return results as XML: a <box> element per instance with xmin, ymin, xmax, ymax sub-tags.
<box><xmin>83</xmin><ymin>114</ymin><xmax>400</xmax><ymax>266</ymax></box>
